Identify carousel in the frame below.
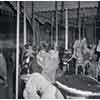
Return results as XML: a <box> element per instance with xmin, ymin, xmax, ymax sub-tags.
<box><xmin>15</xmin><ymin>1</ymin><xmax>100</xmax><ymax>99</ymax></box>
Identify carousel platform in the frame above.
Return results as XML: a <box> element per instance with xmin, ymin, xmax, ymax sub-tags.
<box><xmin>56</xmin><ymin>75</ymin><xmax>100</xmax><ymax>99</ymax></box>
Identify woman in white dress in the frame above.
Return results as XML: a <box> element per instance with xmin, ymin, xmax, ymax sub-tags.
<box><xmin>23</xmin><ymin>44</ymin><xmax>64</xmax><ymax>99</ymax></box>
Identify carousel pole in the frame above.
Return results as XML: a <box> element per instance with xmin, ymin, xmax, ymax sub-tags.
<box><xmin>16</xmin><ymin>1</ymin><xmax>20</xmax><ymax>99</ymax></box>
<box><xmin>36</xmin><ymin>21</ymin><xmax>40</xmax><ymax>50</ymax></box>
<box><xmin>82</xmin><ymin>8</ymin><xmax>86</xmax><ymax>39</ymax></box>
<box><xmin>24</xmin><ymin>2</ymin><xmax>27</xmax><ymax>45</ymax></box>
<box><xmin>82</xmin><ymin>11</ymin><xmax>85</xmax><ymax>38</ymax></box>
<box><xmin>65</xmin><ymin>8</ymin><xmax>68</xmax><ymax>50</ymax></box>
<box><xmin>95</xmin><ymin>17</ymin><xmax>96</xmax><ymax>44</ymax></box>
<box><xmin>78</xmin><ymin>1</ymin><xmax>81</xmax><ymax>42</ymax></box>
<box><xmin>73</xmin><ymin>21</ymin><xmax>75</xmax><ymax>42</ymax></box>
<box><xmin>61</xmin><ymin>1</ymin><xmax>64</xmax><ymax>24</ymax></box>
<box><xmin>55</xmin><ymin>1</ymin><xmax>58</xmax><ymax>48</ymax></box>
<box><xmin>32</xmin><ymin>2</ymin><xmax>36</xmax><ymax>47</ymax></box>
<box><xmin>51</xmin><ymin>12</ymin><xmax>54</xmax><ymax>47</ymax></box>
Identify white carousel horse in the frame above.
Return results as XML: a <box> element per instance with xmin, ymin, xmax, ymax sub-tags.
<box><xmin>73</xmin><ymin>40</ymin><xmax>84</xmax><ymax>75</ymax></box>
<box><xmin>73</xmin><ymin>39</ymin><xmax>90</xmax><ymax>75</ymax></box>
<box><xmin>86</xmin><ymin>44</ymin><xmax>99</xmax><ymax>79</ymax></box>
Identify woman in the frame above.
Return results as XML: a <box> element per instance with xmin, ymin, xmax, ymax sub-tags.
<box><xmin>23</xmin><ymin>44</ymin><xmax>64</xmax><ymax>99</ymax></box>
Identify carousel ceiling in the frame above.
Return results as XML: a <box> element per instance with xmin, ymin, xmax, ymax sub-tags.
<box><xmin>9</xmin><ymin>1</ymin><xmax>98</xmax><ymax>22</ymax></box>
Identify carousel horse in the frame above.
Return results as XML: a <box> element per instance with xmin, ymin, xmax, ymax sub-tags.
<box><xmin>62</xmin><ymin>49</ymin><xmax>73</xmax><ymax>72</ymax></box>
<box><xmin>21</xmin><ymin>44</ymin><xmax>34</xmax><ymax>75</ymax></box>
<box><xmin>80</xmin><ymin>38</ymin><xmax>90</xmax><ymax>75</ymax></box>
<box><xmin>73</xmin><ymin>38</ymin><xmax>92</xmax><ymax>75</ymax></box>
<box><xmin>19</xmin><ymin>44</ymin><xmax>35</xmax><ymax>98</ymax></box>
<box><xmin>79</xmin><ymin>41</ymin><xmax>98</xmax><ymax>78</ymax></box>
<box><xmin>73</xmin><ymin>39</ymin><xmax>84</xmax><ymax>75</ymax></box>
<box><xmin>88</xmin><ymin>44</ymin><xmax>99</xmax><ymax>79</ymax></box>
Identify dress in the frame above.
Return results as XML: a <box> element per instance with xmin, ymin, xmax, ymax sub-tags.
<box><xmin>23</xmin><ymin>73</ymin><xmax>64</xmax><ymax>99</ymax></box>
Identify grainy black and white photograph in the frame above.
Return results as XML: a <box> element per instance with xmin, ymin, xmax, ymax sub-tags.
<box><xmin>0</xmin><ymin>0</ymin><xmax>100</xmax><ymax>99</ymax></box>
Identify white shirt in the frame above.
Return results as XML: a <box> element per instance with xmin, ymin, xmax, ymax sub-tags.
<box><xmin>23</xmin><ymin>73</ymin><xmax>64</xmax><ymax>99</ymax></box>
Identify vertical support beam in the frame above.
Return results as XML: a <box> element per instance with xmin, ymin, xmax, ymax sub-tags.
<box><xmin>36</xmin><ymin>22</ymin><xmax>40</xmax><ymax>49</ymax></box>
<box><xmin>77</xmin><ymin>1</ymin><xmax>81</xmax><ymax>42</ymax></box>
<box><xmin>16</xmin><ymin>1</ymin><xmax>20</xmax><ymax>99</ymax></box>
<box><xmin>61</xmin><ymin>1</ymin><xmax>64</xmax><ymax>24</ymax></box>
<box><xmin>73</xmin><ymin>20</ymin><xmax>75</xmax><ymax>43</ymax></box>
<box><xmin>82</xmin><ymin>15</ymin><xmax>84</xmax><ymax>38</ymax></box>
<box><xmin>65</xmin><ymin>8</ymin><xmax>68</xmax><ymax>50</ymax></box>
<box><xmin>38</xmin><ymin>22</ymin><xmax>40</xmax><ymax>48</ymax></box>
<box><xmin>51</xmin><ymin>12</ymin><xmax>54</xmax><ymax>47</ymax></box>
<box><xmin>32</xmin><ymin>2</ymin><xmax>36</xmax><ymax>47</ymax></box>
<box><xmin>82</xmin><ymin>8</ymin><xmax>86</xmax><ymax>38</ymax></box>
<box><xmin>78</xmin><ymin>1</ymin><xmax>81</xmax><ymax>41</ymax></box>
<box><xmin>55</xmin><ymin>1</ymin><xmax>58</xmax><ymax>48</ymax></box>
<box><xmin>24</xmin><ymin>1</ymin><xmax>27</xmax><ymax>45</ymax></box>
<box><xmin>95</xmin><ymin>17</ymin><xmax>96</xmax><ymax>44</ymax></box>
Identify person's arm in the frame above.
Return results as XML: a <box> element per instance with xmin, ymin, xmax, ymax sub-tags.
<box><xmin>23</xmin><ymin>74</ymin><xmax>40</xmax><ymax>99</ymax></box>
